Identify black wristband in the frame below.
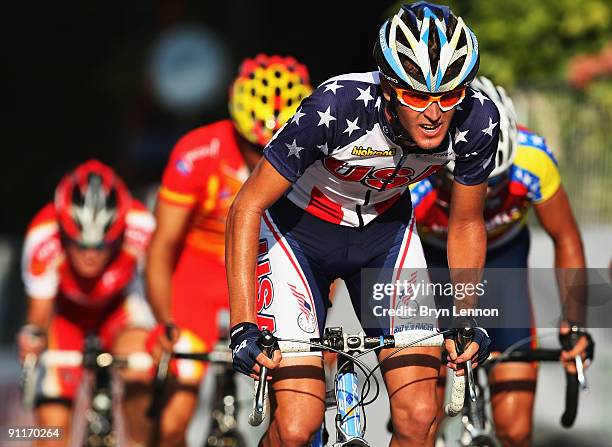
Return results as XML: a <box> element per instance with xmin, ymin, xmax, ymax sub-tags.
<box><xmin>230</xmin><ymin>322</ymin><xmax>259</xmax><ymax>345</ymax></box>
<box><xmin>451</xmin><ymin>316</ymin><xmax>479</xmax><ymax>331</ymax></box>
<box><xmin>164</xmin><ymin>321</ymin><xmax>179</xmax><ymax>341</ymax></box>
<box><xmin>20</xmin><ymin>324</ymin><xmax>46</xmax><ymax>339</ymax></box>
<box><xmin>443</xmin><ymin>316</ymin><xmax>479</xmax><ymax>338</ymax></box>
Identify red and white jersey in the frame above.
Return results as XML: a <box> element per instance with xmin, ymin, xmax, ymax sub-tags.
<box><xmin>22</xmin><ymin>201</ymin><xmax>155</xmax><ymax>307</ymax></box>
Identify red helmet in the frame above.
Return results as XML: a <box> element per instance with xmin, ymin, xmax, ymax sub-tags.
<box><xmin>55</xmin><ymin>160</ymin><xmax>131</xmax><ymax>248</ymax></box>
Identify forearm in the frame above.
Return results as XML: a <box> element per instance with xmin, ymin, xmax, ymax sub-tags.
<box><xmin>554</xmin><ymin>232</ymin><xmax>587</xmax><ymax>326</ymax></box>
<box><xmin>145</xmin><ymin>241</ymin><xmax>177</xmax><ymax>323</ymax></box>
<box><xmin>25</xmin><ymin>297</ymin><xmax>54</xmax><ymax>329</ymax></box>
<box><xmin>226</xmin><ymin>203</ymin><xmax>261</xmax><ymax>327</ymax></box>
<box><xmin>447</xmin><ymin>217</ymin><xmax>486</xmax><ymax>312</ymax></box>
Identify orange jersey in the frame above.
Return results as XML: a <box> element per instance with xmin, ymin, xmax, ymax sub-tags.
<box><xmin>158</xmin><ymin>119</ymin><xmax>249</xmax><ymax>261</ymax></box>
<box><xmin>22</xmin><ymin>201</ymin><xmax>155</xmax><ymax>306</ymax></box>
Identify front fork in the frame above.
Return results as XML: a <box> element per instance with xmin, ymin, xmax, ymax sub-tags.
<box><xmin>333</xmin><ymin>353</ymin><xmax>369</xmax><ymax>447</ymax></box>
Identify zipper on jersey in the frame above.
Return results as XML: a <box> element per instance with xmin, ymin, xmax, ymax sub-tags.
<box><xmin>356</xmin><ymin>191</ymin><xmax>372</xmax><ymax>228</ymax></box>
<box><xmin>380</xmin><ymin>150</ymin><xmax>408</xmax><ymax>191</ymax></box>
<box><xmin>356</xmin><ymin>204</ymin><xmax>365</xmax><ymax>228</ymax></box>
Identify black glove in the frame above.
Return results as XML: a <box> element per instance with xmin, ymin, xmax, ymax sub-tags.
<box><xmin>559</xmin><ymin>322</ymin><xmax>595</xmax><ymax>364</ymax></box>
<box><xmin>229</xmin><ymin>322</ymin><xmax>263</xmax><ymax>376</ymax></box>
<box><xmin>443</xmin><ymin>317</ymin><xmax>491</xmax><ymax>365</ymax></box>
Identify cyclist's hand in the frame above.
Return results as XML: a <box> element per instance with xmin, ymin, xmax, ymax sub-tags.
<box><xmin>17</xmin><ymin>325</ymin><xmax>46</xmax><ymax>364</ymax></box>
<box><xmin>229</xmin><ymin>322</ymin><xmax>281</xmax><ymax>380</ymax></box>
<box><xmin>444</xmin><ymin>327</ymin><xmax>491</xmax><ymax>376</ymax></box>
<box><xmin>146</xmin><ymin>322</ymin><xmax>180</xmax><ymax>363</ymax></box>
<box><xmin>559</xmin><ymin>322</ymin><xmax>595</xmax><ymax>373</ymax></box>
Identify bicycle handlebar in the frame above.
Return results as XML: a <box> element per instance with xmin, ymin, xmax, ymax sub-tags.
<box><xmin>248</xmin><ymin>328</ymin><xmax>466</xmax><ymax>426</ymax></box>
<box><xmin>485</xmin><ymin>348</ymin><xmax>581</xmax><ymax>428</ymax></box>
<box><xmin>171</xmin><ymin>350</ymin><xmax>232</xmax><ymax>363</ymax></box>
<box><xmin>36</xmin><ymin>350</ymin><xmax>153</xmax><ymax>370</ymax></box>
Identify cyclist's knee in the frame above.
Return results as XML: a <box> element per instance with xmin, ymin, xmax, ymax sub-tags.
<box><xmin>36</xmin><ymin>401</ymin><xmax>71</xmax><ymax>427</ymax></box>
<box><xmin>275</xmin><ymin>424</ymin><xmax>316</xmax><ymax>447</ymax></box>
<box><xmin>159</xmin><ymin>416</ymin><xmax>189</xmax><ymax>447</ymax></box>
<box><xmin>112</xmin><ymin>327</ymin><xmax>150</xmax><ymax>383</ymax></box>
<box><xmin>271</xmin><ymin>411</ymin><xmax>322</xmax><ymax>447</ymax></box>
<box><xmin>159</xmin><ymin>389</ymin><xmax>198</xmax><ymax>447</ymax></box>
<box><xmin>391</xmin><ymin>400</ymin><xmax>438</xmax><ymax>440</ymax></box>
<box><xmin>496</xmin><ymin>419</ymin><xmax>532</xmax><ymax>447</ymax></box>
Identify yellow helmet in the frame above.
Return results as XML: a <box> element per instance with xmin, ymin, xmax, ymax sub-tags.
<box><xmin>229</xmin><ymin>54</ymin><xmax>313</xmax><ymax>146</ymax></box>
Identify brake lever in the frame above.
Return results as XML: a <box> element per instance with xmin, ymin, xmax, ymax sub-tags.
<box><xmin>249</xmin><ymin>330</ymin><xmax>275</xmax><ymax>426</ymax></box>
<box><xmin>457</xmin><ymin>327</ymin><xmax>477</xmax><ymax>403</ymax></box>
<box><xmin>574</xmin><ymin>356</ymin><xmax>587</xmax><ymax>390</ymax></box>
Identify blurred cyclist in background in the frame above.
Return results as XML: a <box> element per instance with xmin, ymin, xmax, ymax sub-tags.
<box><xmin>411</xmin><ymin>77</ymin><xmax>594</xmax><ymax>446</ymax></box>
<box><xmin>18</xmin><ymin>159</ymin><xmax>156</xmax><ymax>446</ymax></box>
<box><xmin>145</xmin><ymin>54</ymin><xmax>312</xmax><ymax>446</ymax></box>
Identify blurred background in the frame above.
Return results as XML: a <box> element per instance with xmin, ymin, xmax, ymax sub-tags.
<box><xmin>2</xmin><ymin>0</ymin><xmax>611</xmax><ymax>445</ymax></box>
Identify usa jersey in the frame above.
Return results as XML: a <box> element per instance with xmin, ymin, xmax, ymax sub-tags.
<box><xmin>412</xmin><ymin>127</ymin><xmax>562</xmax><ymax>249</ymax></box>
<box><xmin>264</xmin><ymin>71</ymin><xmax>500</xmax><ymax>227</ymax></box>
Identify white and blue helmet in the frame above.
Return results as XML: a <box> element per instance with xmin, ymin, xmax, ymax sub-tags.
<box><xmin>445</xmin><ymin>76</ymin><xmax>518</xmax><ymax>179</ymax></box>
<box><xmin>374</xmin><ymin>2</ymin><xmax>480</xmax><ymax>93</ymax></box>
<box><xmin>469</xmin><ymin>76</ymin><xmax>518</xmax><ymax>178</ymax></box>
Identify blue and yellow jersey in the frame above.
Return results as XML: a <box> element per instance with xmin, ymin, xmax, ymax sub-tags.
<box><xmin>412</xmin><ymin>127</ymin><xmax>561</xmax><ymax>249</ymax></box>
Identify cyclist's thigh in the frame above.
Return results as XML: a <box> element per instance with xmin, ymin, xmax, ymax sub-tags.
<box><xmin>171</xmin><ymin>249</ymin><xmax>229</xmax><ymax>344</ymax></box>
<box><xmin>171</xmin><ymin>252</ymin><xmax>230</xmax><ymax>383</ymax></box>
<box><xmin>101</xmin><ymin>285</ymin><xmax>155</xmax><ymax>382</ymax></box>
<box><xmin>36</xmin><ymin>314</ymin><xmax>84</xmax><ymax>405</ymax></box>
<box><xmin>379</xmin><ymin>346</ymin><xmax>441</xmax><ymax>408</ymax></box>
<box><xmin>269</xmin><ymin>356</ymin><xmax>326</xmax><ymax>430</ymax></box>
<box><xmin>160</xmin><ymin>384</ymin><xmax>199</xmax><ymax>440</ymax></box>
<box><xmin>489</xmin><ymin>362</ymin><xmax>537</xmax><ymax>430</ymax></box>
<box><xmin>344</xmin><ymin>197</ymin><xmax>434</xmax><ymax>336</ymax></box>
<box><xmin>35</xmin><ymin>402</ymin><xmax>71</xmax><ymax>442</ymax></box>
<box><xmin>259</xmin><ymin>200</ymin><xmax>335</xmax><ymax>349</ymax></box>
<box><xmin>483</xmin><ymin>229</ymin><xmax>533</xmax><ymax>352</ymax></box>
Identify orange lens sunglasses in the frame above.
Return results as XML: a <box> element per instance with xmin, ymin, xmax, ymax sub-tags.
<box><xmin>394</xmin><ymin>86</ymin><xmax>466</xmax><ymax>112</ymax></box>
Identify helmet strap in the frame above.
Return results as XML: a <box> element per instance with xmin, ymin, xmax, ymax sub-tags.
<box><xmin>385</xmin><ymin>91</ymin><xmax>417</xmax><ymax>147</ymax></box>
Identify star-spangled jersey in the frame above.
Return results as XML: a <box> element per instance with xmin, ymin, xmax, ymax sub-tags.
<box><xmin>264</xmin><ymin>71</ymin><xmax>500</xmax><ymax>227</ymax></box>
<box><xmin>412</xmin><ymin>127</ymin><xmax>562</xmax><ymax>250</ymax></box>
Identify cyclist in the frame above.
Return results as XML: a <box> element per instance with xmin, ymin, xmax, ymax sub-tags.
<box><xmin>227</xmin><ymin>3</ymin><xmax>497</xmax><ymax>446</ymax></box>
<box><xmin>411</xmin><ymin>76</ymin><xmax>593</xmax><ymax>446</ymax></box>
<box><xmin>18</xmin><ymin>159</ymin><xmax>156</xmax><ymax>446</ymax></box>
<box><xmin>145</xmin><ymin>54</ymin><xmax>313</xmax><ymax>446</ymax></box>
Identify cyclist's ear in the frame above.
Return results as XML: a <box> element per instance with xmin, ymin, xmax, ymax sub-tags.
<box><xmin>379</xmin><ymin>77</ymin><xmax>393</xmax><ymax>102</ymax></box>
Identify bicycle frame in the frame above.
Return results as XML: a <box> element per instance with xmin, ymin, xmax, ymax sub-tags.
<box><xmin>457</xmin><ymin>366</ymin><xmax>500</xmax><ymax>447</ymax></box>
<box><xmin>333</xmin><ymin>354</ymin><xmax>368</xmax><ymax>446</ymax></box>
<box><xmin>251</xmin><ymin>327</ymin><xmax>461</xmax><ymax>447</ymax></box>
<box><xmin>205</xmin><ymin>340</ymin><xmax>245</xmax><ymax>447</ymax></box>
<box><xmin>22</xmin><ymin>335</ymin><xmax>152</xmax><ymax>447</ymax></box>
